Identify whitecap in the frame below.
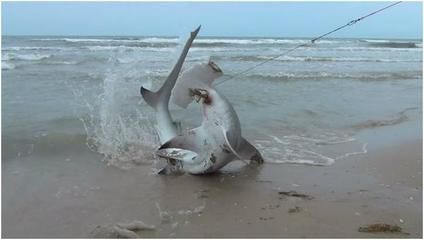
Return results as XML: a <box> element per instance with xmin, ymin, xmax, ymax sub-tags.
<box><xmin>3</xmin><ymin>53</ymin><xmax>51</xmax><ymax>61</ymax></box>
<box><xmin>237</xmin><ymin>55</ymin><xmax>421</xmax><ymax>63</ymax></box>
<box><xmin>141</xmin><ymin>37</ymin><xmax>179</xmax><ymax>43</ymax></box>
<box><xmin>245</xmin><ymin>71</ymin><xmax>422</xmax><ymax>81</ymax></box>
<box><xmin>30</xmin><ymin>37</ymin><xmax>347</xmax><ymax>45</ymax></box>
<box><xmin>3</xmin><ymin>46</ymin><xmax>69</xmax><ymax>51</ymax></box>
<box><xmin>45</xmin><ymin>60</ymin><xmax>79</xmax><ymax>65</ymax></box>
<box><xmin>2</xmin><ymin>61</ymin><xmax>15</xmax><ymax>70</ymax></box>
<box><xmin>84</xmin><ymin>46</ymin><xmax>174</xmax><ymax>52</ymax></box>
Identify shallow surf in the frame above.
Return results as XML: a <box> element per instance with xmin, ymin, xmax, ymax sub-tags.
<box><xmin>2</xmin><ymin>35</ymin><xmax>422</xmax><ymax>168</ymax></box>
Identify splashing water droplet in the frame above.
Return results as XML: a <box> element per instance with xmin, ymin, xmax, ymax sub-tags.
<box><xmin>71</xmin><ymin>55</ymin><xmax>160</xmax><ymax>169</ymax></box>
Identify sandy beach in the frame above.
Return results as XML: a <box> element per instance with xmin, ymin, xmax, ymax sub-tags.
<box><xmin>3</xmin><ymin>118</ymin><xmax>422</xmax><ymax>238</ymax></box>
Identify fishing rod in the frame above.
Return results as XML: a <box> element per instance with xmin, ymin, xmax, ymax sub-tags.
<box><xmin>214</xmin><ymin>1</ymin><xmax>403</xmax><ymax>86</ymax></box>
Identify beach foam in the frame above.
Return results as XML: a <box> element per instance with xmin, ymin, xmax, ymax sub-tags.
<box><xmin>254</xmin><ymin>131</ymin><xmax>365</xmax><ymax>166</ymax></box>
<box><xmin>241</xmin><ymin>71</ymin><xmax>422</xmax><ymax>81</ymax></box>
<box><xmin>229</xmin><ymin>55</ymin><xmax>421</xmax><ymax>63</ymax></box>
<box><xmin>3</xmin><ymin>53</ymin><xmax>51</xmax><ymax>61</ymax></box>
<box><xmin>2</xmin><ymin>61</ymin><xmax>15</xmax><ymax>70</ymax></box>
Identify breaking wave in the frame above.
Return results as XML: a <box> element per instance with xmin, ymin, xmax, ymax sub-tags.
<box><xmin>329</xmin><ymin>46</ymin><xmax>422</xmax><ymax>52</ymax></box>
<box><xmin>3</xmin><ymin>53</ymin><xmax>52</xmax><ymax>61</ymax></box>
<box><xmin>43</xmin><ymin>60</ymin><xmax>80</xmax><ymax>65</ymax></box>
<box><xmin>3</xmin><ymin>46</ymin><xmax>70</xmax><ymax>51</ymax></box>
<box><xmin>242</xmin><ymin>71</ymin><xmax>422</xmax><ymax>81</ymax></box>
<box><xmin>32</xmin><ymin>37</ymin><xmax>160</xmax><ymax>43</ymax></box>
<box><xmin>31</xmin><ymin>37</ymin><xmax>307</xmax><ymax>45</ymax></box>
<box><xmin>2</xmin><ymin>61</ymin><xmax>15</xmax><ymax>70</ymax></box>
<box><xmin>144</xmin><ymin>70</ymin><xmax>421</xmax><ymax>82</ymax></box>
<box><xmin>84</xmin><ymin>45</ymin><xmax>174</xmax><ymax>52</ymax></box>
<box><xmin>191</xmin><ymin>47</ymin><xmax>247</xmax><ymax>52</ymax></box>
<box><xmin>30</xmin><ymin>37</ymin><xmax>351</xmax><ymax>47</ymax></box>
<box><xmin>192</xmin><ymin>38</ymin><xmax>313</xmax><ymax>47</ymax></box>
<box><xmin>363</xmin><ymin>39</ymin><xmax>421</xmax><ymax>48</ymax></box>
<box><xmin>82</xmin><ymin>45</ymin><xmax>246</xmax><ymax>52</ymax></box>
<box><xmin>228</xmin><ymin>55</ymin><xmax>421</xmax><ymax>63</ymax></box>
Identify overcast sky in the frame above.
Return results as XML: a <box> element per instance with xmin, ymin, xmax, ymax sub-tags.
<box><xmin>2</xmin><ymin>2</ymin><xmax>422</xmax><ymax>39</ymax></box>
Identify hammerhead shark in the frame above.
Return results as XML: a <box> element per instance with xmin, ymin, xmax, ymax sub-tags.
<box><xmin>140</xmin><ymin>26</ymin><xmax>263</xmax><ymax>174</ymax></box>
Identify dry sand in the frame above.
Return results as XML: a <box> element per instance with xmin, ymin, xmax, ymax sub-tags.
<box><xmin>2</xmin><ymin>125</ymin><xmax>422</xmax><ymax>238</ymax></box>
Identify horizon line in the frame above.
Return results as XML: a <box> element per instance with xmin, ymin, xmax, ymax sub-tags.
<box><xmin>2</xmin><ymin>34</ymin><xmax>422</xmax><ymax>41</ymax></box>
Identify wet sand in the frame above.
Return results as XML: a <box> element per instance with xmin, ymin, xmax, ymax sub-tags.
<box><xmin>2</xmin><ymin>125</ymin><xmax>422</xmax><ymax>238</ymax></box>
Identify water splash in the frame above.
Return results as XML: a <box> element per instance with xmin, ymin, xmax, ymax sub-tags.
<box><xmin>71</xmin><ymin>55</ymin><xmax>159</xmax><ymax>169</ymax></box>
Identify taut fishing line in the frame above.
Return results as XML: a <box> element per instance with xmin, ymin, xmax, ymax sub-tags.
<box><xmin>214</xmin><ymin>1</ymin><xmax>402</xmax><ymax>86</ymax></box>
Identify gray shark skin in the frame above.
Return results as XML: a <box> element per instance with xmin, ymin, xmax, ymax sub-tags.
<box><xmin>140</xmin><ymin>25</ymin><xmax>201</xmax><ymax>145</ymax></box>
<box><xmin>140</xmin><ymin>26</ymin><xmax>263</xmax><ymax>175</ymax></box>
<box><xmin>156</xmin><ymin>61</ymin><xmax>263</xmax><ymax>174</ymax></box>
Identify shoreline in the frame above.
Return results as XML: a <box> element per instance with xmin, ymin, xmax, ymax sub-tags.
<box><xmin>2</xmin><ymin>123</ymin><xmax>422</xmax><ymax>238</ymax></box>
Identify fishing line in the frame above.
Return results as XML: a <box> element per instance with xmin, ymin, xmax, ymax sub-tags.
<box><xmin>214</xmin><ymin>1</ymin><xmax>402</xmax><ymax>86</ymax></box>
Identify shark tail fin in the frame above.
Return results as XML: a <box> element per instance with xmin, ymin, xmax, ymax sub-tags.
<box><xmin>140</xmin><ymin>25</ymin><xmax>201</xmax><ymax>110</ymax></box>
<box><xmin>171</xmin><ymin>61</ymin><xmax>223</xmax><ymax>109</ymax></box>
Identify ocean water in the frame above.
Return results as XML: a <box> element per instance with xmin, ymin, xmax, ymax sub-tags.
<box><xmin>2</xmin><ymin>36</ymin><xmax>422</xmax><ymax>168</ymax></box>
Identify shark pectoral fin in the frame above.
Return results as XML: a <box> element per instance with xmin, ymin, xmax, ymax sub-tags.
<box><xmin>156</xmin><ymin>148</ymin><xmax>197</xmax><ymax>163</ymax></box>
<box><xmin>238</xmin><ymin>137</ymin><xmax>265</xmax><ymax>164</ymax></box>
<box><xmin>222</xmin><ymin>130</ymin><xmax>247</xmax><ymax>164</ymax></box>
